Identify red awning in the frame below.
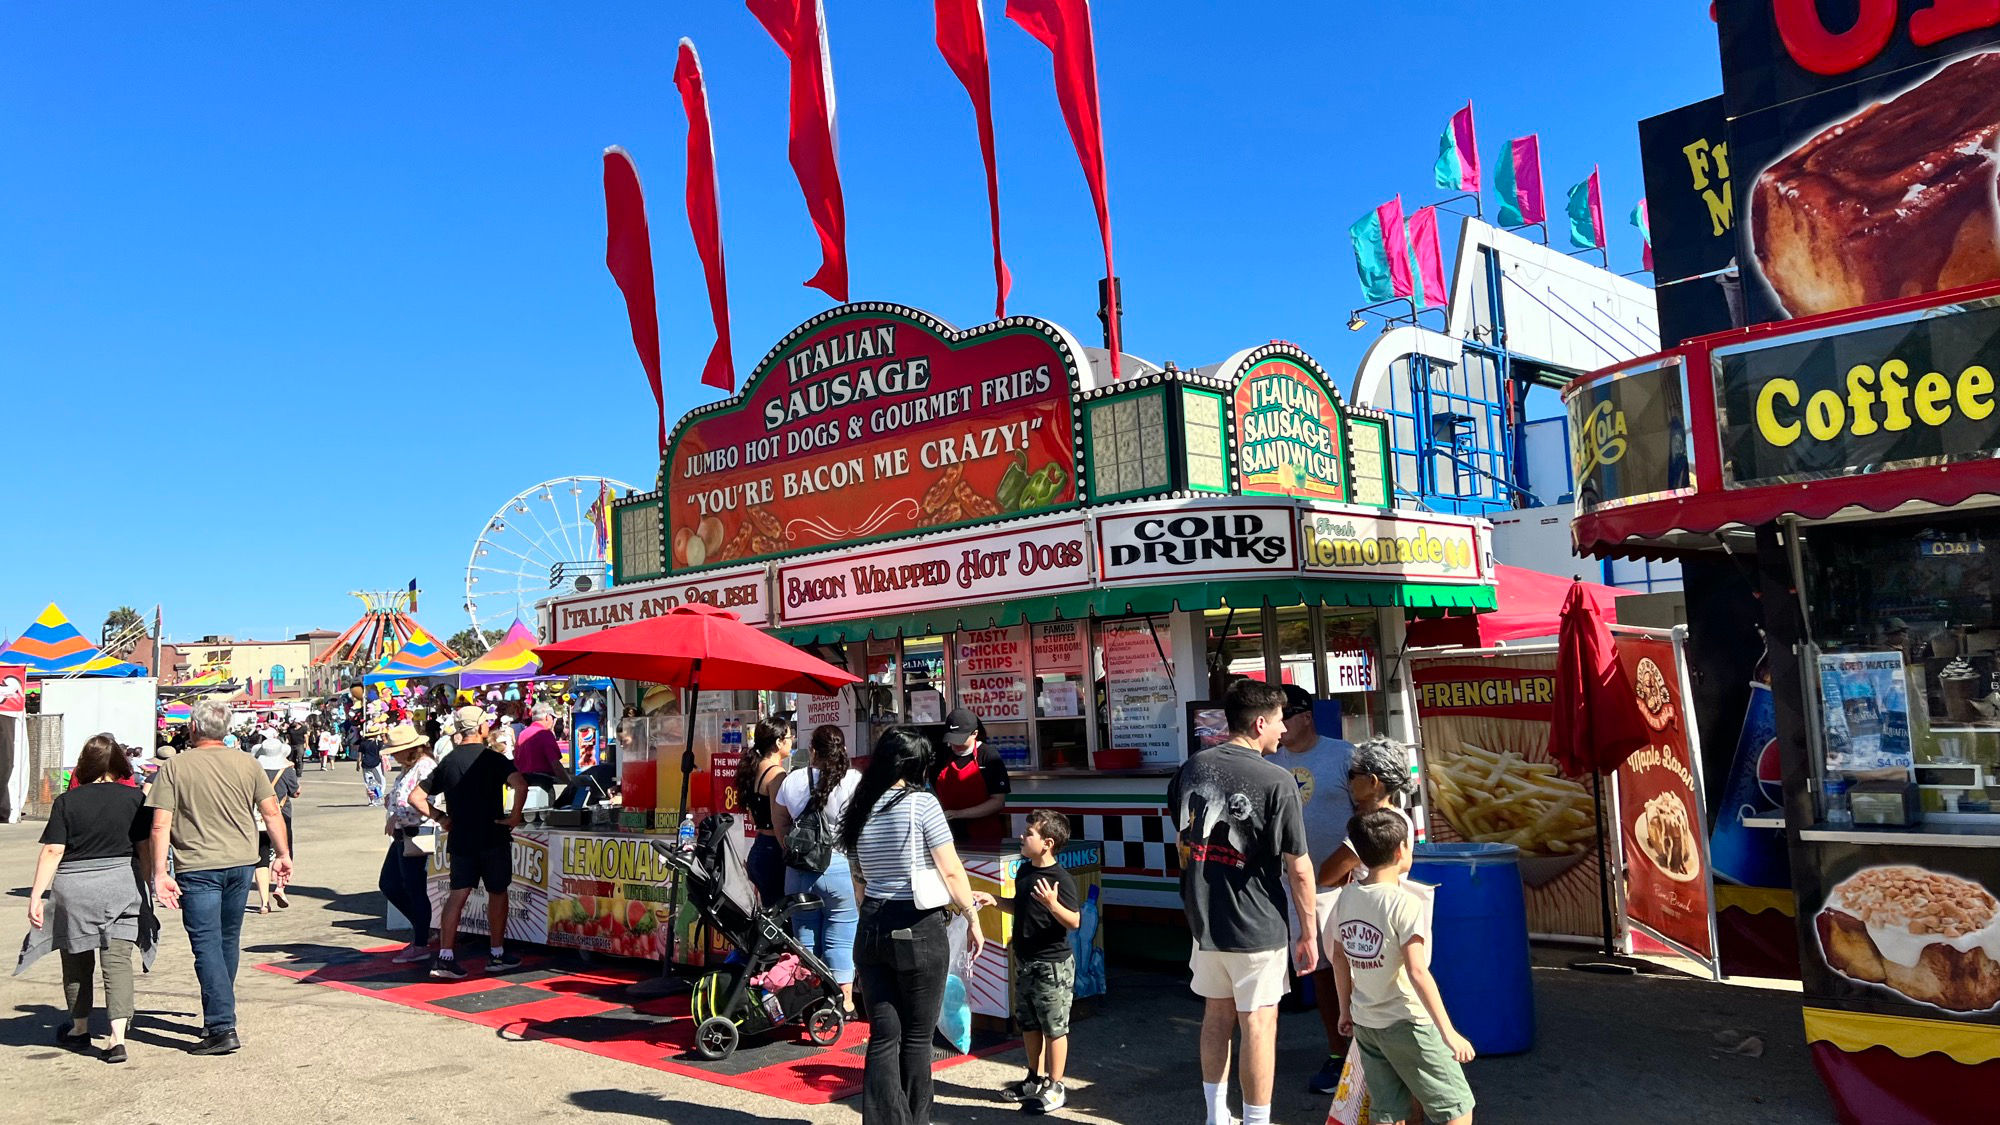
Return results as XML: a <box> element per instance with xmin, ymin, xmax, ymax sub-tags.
<box><xmin>1405</xmin><ymin>564</ymin><xmax>1633</xmax><ymax>648</ymax></box>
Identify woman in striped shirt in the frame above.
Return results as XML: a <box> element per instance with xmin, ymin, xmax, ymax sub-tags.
<box><xmin>839</xmin><ymin>727</ymin><xmax>986</xmax><ymax>1125</ymax></box>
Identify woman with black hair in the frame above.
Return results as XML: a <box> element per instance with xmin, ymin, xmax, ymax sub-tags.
<box><xmin>840</xmin><ymin>726</ymin><xmax>987</xmax><ymax>1125</ymax></box>
<box><xmin>772</xmin><ymin>724</ymin><xmax>861</xmax><ymax>1014</ymax></box>
<box><xmin>735</xmin><ymin>717</ymin><xmax>793</xmax><ymax>907</ymax></box>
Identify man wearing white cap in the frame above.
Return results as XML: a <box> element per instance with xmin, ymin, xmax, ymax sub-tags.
<box><xmin>409</xmin><ymin>704</ymin><xmax>528</xmax><ymax>979</ymax></box>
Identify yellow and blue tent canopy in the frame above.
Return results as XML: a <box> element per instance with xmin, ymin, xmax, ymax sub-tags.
<box><xmin>0</xmin><ymin>603</ymin><xmax>145</xmax><ymax>678</ymax></box>
<box><xmin>458</xmin><ymin>620</ymin><xmax>547</xmax><ymax>687</ymax></box>
<box><xmin>362</xmin><ymin>625</ymin><xmax>461</xmax><ymax>684</ymax></box>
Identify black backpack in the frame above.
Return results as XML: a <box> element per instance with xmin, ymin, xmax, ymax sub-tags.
<box><xmin>783</xmin><ymin>773</ymin><xmax>837</xmax><ymax>874</ymax></box>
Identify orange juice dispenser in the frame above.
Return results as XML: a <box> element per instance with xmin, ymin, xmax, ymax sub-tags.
<box><xmin>617</xmin><ymin>716</ymin><xmax>657</xmax><ymax>828</ymax></box>
<box><xmin>648</xmin><ymin>711</ymin><xmax>687</xmax><ymax>826</ymax></box>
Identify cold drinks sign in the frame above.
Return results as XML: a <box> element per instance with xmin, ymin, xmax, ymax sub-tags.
<box><xmin>664</xmin><ymin>304</ymin><xmax>1084</xmax><ymax>571</ymax></box>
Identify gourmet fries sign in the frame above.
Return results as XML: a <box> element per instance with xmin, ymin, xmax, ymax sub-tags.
<box><xmin>662</xmin><ymin>304</ymin><xmax>1084</xmax><ymax>571</ymax></box>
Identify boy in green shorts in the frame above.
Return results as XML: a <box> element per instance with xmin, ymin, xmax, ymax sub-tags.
<box><xmin>1328</xmin><ymin>808</ymin><xmax>1476</xmax><ymax>1125</ymax></box>
<box><xmin>975</xmin><ymin>808</ymin><xmax>1081</xmax><ymax>1114</ymax></box>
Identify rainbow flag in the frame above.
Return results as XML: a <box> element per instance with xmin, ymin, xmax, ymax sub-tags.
<box><xmin>587</xmin><ymin>481</ymin><xmax>614</xmax><ymax>566</ymax></box>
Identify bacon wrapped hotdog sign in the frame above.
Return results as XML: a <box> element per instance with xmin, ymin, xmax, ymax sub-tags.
<box><xmin>664</xmin><ymin>304</ymin><xmax>1084</xmax><ymax>570</ymax></box>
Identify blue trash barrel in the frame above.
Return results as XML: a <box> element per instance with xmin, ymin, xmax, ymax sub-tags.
<box><xmin>1408</xmin><ymin>842</ymin><xmax>1534</xmax><ymax>1055</ymax></box>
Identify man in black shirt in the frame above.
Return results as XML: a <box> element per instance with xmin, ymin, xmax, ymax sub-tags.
<box><xmin>1167</xmin><ymin>679</ymin><xmax>1315</xmax><ymax>1125</ymax></box>
<box><xmin>409</xmin><ymin>706</ymin><xmax>526</xmax><ymax>979</ymax></box>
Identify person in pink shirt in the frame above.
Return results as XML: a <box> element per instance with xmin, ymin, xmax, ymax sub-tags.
<box><xmin>513</xmin><ymin>705</ymin><xmax>567</xmax><ymax>805</ymax></box>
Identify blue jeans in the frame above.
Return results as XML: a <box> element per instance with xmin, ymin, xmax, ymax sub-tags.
<box><xmin>179</xmin><ymin>865</ymin><xmax>252</xmax><ymax>1035</ymax></box>
<box><xmin>786</xmin><ymin>852</ymin><xmax>858</xmax><ymax>985</ymax></box>
<box><xmin>378</xmin><ymin>840</ymin><xmax>432</xmax><ymax>944</ymax></box>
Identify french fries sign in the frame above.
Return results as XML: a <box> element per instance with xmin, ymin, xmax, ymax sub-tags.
<box><xmin>1413</xmin><ymin>653</ymin><xmax>1609</xmax><ymax>941</ymax></box>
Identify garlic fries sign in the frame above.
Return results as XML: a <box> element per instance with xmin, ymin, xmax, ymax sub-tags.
<box><xmin>1413</xmin><ymin>651</ymin><xmax>1609</xmax><ymax>940</ymax></box>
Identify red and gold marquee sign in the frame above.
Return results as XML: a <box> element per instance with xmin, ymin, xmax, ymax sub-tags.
<box><xmin>664</xmin><ymin>304</ymin><xmax>1084</xmax><ymax>571</ymax></box>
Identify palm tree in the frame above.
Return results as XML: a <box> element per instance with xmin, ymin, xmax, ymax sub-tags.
<box><xmin>102</xmin><ymin>606</ymin><xmax>144</xmax><ymax>651</ymax></box>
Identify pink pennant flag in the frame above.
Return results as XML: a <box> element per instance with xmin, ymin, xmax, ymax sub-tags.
<box><xmin>1409</xmin><ymin>205</ymin><xmax>1447</xmax><ymax>309</ymax></box>
<box><xmin>1377</xmin><ymin>195</ymin><xmax>1412</xmax><ymax>299</ymax></box>
<box><xmin>1512</xmin><ymin>135</ymin><xmax>1546</xmax><ymax>225</ymax></box>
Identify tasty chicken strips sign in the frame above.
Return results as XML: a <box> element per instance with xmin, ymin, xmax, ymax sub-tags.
<box><xmin>664</xmin><ymin>305</ymin><xmax>1082</xmax><ymax>571</ymax></box>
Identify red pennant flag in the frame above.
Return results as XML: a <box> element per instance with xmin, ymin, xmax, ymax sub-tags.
<box><xmin>935</xmin><ymin>0</ymin><xmax>1011</xmax><ymax>318</ymax></box>
<box><xmin>676</xmin><ymin>39</ymin><xmax>735</xmax><ymax>394</ymax></box>
<box><xmin>602</xmin><ymin>147</ymin><xmax>666</xmax><ymax>451</ymax></box>
<box><xmin>749</xmin><ymin>0</ymin><xmax>848</xmax><ymax>302</ymax></box>
<box><xmin>1006</xmin><ymin>0</ymin><xmax>1119</xmax><ymax>378</ymax></box>
<box><xmin>1377</xmin><ymin>195</ymin><xmax>1413</xmax><ymax>299</ymax></box>
<box><xmin>1409</xmin><ymin>205</ymin><xmax>1448</xmax><ymax>309</ymax></box>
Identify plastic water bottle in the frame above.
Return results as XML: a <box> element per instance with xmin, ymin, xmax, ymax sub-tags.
<box><xmin>678</xmin><ymin>813</ymin><xmax>697</xmax><ymax>855</ymax></box>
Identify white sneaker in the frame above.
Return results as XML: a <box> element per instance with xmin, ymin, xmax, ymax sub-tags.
<box><xmin>392</xmin><ymin>944</ymin><xmax>433</xmax><ymax>964</ymax></box>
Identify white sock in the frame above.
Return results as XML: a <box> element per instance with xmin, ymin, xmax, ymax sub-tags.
<box><xmin>1203</xmin><ymin>1081</ymin><xmax>1228</xmax><ymax>1125</ymax></box>
<box><xmin>490</xmin><ymin>946</ymin><xmax>505</xmax><ymax>957</ymax></box>
<box><xmin>438</xmin><ymin>949</ymin><xmax>456</xmax><ymax>960</ymax></box>
<box><xmin>1242</xmin><ymin>1104</ymin><xmax>1270</xmax><ymax>1125</ymax></box>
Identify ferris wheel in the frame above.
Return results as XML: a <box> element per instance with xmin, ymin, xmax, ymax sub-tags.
<box><xmin>463</xmin><ymin>476</ymin><xmax>637</xmax><ymax>644</ymax></box>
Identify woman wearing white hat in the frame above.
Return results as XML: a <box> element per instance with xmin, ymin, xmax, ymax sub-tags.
<box><xmin>378</xmin><ymin>722</ymin><xmax>440</xmax><ymax>964</ymax></box>
<box><xmin>252</xmin><ymin>738</ymin><xmax>300</xmax><ymax>913</ymax></box>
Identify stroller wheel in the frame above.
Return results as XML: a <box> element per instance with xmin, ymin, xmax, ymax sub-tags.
<box><xmin>693</xmin><ymin>1016</ymin><xmax>740</xmax><ymax>1061</ymax></box>
<box><xmin>805</xmin><ymin>1003</ymin><xmax>844</xmax><ymax>1046</ymax></box>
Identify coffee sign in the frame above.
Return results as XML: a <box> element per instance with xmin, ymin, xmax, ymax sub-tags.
<box><xmin>776</xmin><ymin>515</ymin><xmax>1090</xmax><ymax>626</ymax></box>
<box><xmin>665</xmin><ymin>304</ymin><xmax>1082</xmax><ymax>571</ymax></box>
<box><xmin>1228</xmin><ymin>345</ymin><xmax>1350</xmax><ymax>501</ymax></box>
<box><xmin>1095</xmin><ymin>505</ymin><xmax>1297</xmax><ymax>584</ymax></box>
<box><xmin>1716</xmin><ymin>296</ymin><xmax>2000</xmax><ymax>488</ymax></box>
<box><xmin>1566</xmin><ymin>357</ymin><xmax>1691</xmax><ymax>512</ymax></box>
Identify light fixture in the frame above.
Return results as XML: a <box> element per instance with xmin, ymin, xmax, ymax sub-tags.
<box><xmin>1347</xmin><ymin>314</ymin><xmax>1368</xmax><ymax>332</ymax></box>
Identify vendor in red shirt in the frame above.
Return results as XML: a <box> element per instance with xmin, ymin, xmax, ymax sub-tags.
<box><xmin>930</xmin><ymin>707</ymin><xmax>1012</xmax><ymax>848</ymax></box>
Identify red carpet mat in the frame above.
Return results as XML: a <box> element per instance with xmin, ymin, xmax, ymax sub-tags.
<box><xmin>255</xmin><ymin>945</ymin><xmax>1015</xmax><ymax>1103</ymax></box>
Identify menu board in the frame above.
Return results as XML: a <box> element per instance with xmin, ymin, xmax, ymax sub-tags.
<box><xmin>1612</xmin><ymin>633</ymin><xmax>1717</xmax><ymax>971</ymax></box>
<box><xmin>955</xmin><ymin>626</ymin><xmax>1029</xmax><ymax>723</ymax></box>
<box><xmin>1102</xmin><ymin>618</ymin><xmax>1178</xmax><ymax>765</ymax></box>
<box><xmin>797</xmin><ymin>687</ymin><xmax>854</xmax><ymax>733</ymax></box>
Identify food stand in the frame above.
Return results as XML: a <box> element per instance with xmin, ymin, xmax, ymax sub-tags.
<box><xmin>542</xmin><ymin>302</ymin><xmax>1498</xmax><ymax>964</ymax></box>
<box><xmin>1565</xmin><ymin>281</ymin><xmax>2000</xmax><ymax>1120</ymax></box>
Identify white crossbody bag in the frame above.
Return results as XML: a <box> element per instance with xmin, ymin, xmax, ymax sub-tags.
<box><xmin>902</xmin><ymin>793</ymin><xmax>952</xmax><ymax>910</ymax></box>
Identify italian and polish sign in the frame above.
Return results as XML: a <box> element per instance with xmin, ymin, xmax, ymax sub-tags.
<box><xmin>546</xmin><ymin>565</ymin><xmax>770</xmax><ymax>639</ymax></box>
<box><xmin>776</xmin><ymin>515</ymin><xmax>1090</xmax><ymax>626</ymax></box>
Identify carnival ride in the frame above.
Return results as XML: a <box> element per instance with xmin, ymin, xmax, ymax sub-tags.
<box><xmin>464</xmin><ymin>476</ymin><xmax>635</xmax><ymax>640</ymax></box>
<box><xmin>312</xmin><ymin>588</ymin><xmax>462</xmax><ymax>684</ymax></box>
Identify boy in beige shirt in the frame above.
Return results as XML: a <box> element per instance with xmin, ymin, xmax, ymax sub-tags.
<box><xmin>1328</xmin><ymin>809</ymin><xmax>1475</xmax><ymax>1125</ymax></box>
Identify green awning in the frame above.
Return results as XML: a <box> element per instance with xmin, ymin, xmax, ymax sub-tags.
<box><xmin>771</xmin><ymin>577</ymin><xmax>1494</xmax><ymax>645</ymax></box>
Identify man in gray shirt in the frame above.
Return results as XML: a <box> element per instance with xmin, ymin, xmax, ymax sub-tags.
<box><xmin>1276</xmin><ymin>685</ymin><xmax>1357</xmax><ymax>1095</ymax></box>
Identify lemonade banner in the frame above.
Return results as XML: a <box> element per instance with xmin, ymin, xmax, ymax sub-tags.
<box><xmin>427</xmin><ymin>828</ymin><xmax>682</xmax><ymax>961</ymax></box>
<box><xmin>1412</xmin><ymin>649</ymin><xmax>1611</xmax><ymax>942</ymax></box>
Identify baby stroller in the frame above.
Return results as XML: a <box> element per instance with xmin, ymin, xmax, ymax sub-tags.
<box><xmin>653</xmin><ymin>813</ymin><xmax>847</xmax><ymax>1060</ymax></box>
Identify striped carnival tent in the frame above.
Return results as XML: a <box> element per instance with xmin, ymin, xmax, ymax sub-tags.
<box><xmin>457</xmin><ymin>620</ymin><xmax>548</xmax><ymax>687</ymax></box>
<box><xmin>0</xmin><ymin>604</ymin><xmax>146</xmax><ymax>677</ymax></box>
<box><xmin>362</xmin><ymin>626</ymin><xmax>462</xmax><ymax>684</ymax></box>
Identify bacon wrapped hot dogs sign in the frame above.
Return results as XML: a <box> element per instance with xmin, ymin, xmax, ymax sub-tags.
<box><xmin>664</xmin><ymin>304</ymin><xmax>1084</xmax><ymax>570</ymax></box>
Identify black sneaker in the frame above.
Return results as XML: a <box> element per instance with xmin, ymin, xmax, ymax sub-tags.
<box><xmin>1307</xmin><ymin>1053</ymin><xmax>1344</xmax><ymax>1095</ymax></box>
<box><xmin>486</xmin><ymin>950</ymin><xmax>524</xmax><ymax>972</ymax></box>
<box><xmin>430</xmin><ymin>954</ymin><xmax>468</xmax><ymax>981</ymax></box>
<box><xmin>189</xmin><ymin>1030</ymin><xmax>240</xmax><ymax>1056</ymax></box>
<box><xmin>1001</xmin><ymin>1076</ymin><xmax>1046</xmax><ymax>1103</ymax></box>
<box><xmin>104</xmin><ymin>1043</ymin><xmax>128</xmax><ymax>1064</ymax></box>
<box><xmin>1028</xmin><ymin>1081</ymin><xmax>1066</xmax><ymax>1114</ymax></box>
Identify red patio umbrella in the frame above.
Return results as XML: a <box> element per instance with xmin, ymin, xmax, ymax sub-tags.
<box><xmin>1544</xmin><ymin>582</ymin><xmax>1653</xmax><ymax>965</ymax></box>
<box><xmin>534</xmin><ymin>602</ymin><xmax>859</xmax><ymax>694</ymax></box>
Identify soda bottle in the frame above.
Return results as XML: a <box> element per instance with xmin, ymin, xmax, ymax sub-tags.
<box><xmin>678</xmin><ymin>812</ymin><xmax>697</xmax><ymax>855</ymax></box>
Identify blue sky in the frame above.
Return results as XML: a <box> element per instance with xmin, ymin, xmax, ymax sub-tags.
<box><xmin>1</xmin><ymin>3</ymin><xmax>1721</xmax><ymax>645</ymax></box>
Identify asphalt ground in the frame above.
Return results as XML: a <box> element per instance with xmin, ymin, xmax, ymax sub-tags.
<box><xmin>0</xmin><ymin>769</ymin><xmax>1832</xmax><ymax>1124</ymax></box>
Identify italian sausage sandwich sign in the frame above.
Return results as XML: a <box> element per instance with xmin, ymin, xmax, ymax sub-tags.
<box><xmin>664</xmin><ymin>303</ymin><xmax>1087</xmax><ymax>570</ymax></box>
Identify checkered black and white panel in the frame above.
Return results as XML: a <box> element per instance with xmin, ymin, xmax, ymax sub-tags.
<box><xmin>1010</xmin><ymin>809</ymin><xmax>1176</xmax><ymax>876</ymax></box>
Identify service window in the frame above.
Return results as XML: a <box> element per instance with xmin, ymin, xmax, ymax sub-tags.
<box><xmin>1031</xmin><ymin>621</ymin><xmax>1093</xmax><ymax>770</ymax></box>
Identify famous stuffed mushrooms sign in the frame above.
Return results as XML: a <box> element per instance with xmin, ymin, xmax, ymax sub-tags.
<box><xmin>662</xmin><ymin>304</ymin><xmax>1086</xmax><ymax>571</ymax></box>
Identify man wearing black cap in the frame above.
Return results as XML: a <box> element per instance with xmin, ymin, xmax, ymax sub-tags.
<box><xmin>1277</xmin><ymin>684</ymin><xmax>1358</xmax><ymax>1096</ymax></box>
<box><xmin>931</xmin><ymin>707</ymin><xmax>1012</xmax><ymax>848</ymax></box>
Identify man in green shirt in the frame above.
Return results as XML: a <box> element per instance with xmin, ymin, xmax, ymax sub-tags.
<box><xmin>147</xmin><ymin>698</ymin><xmax>292</xmax><ymax>1056</ymax></box>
